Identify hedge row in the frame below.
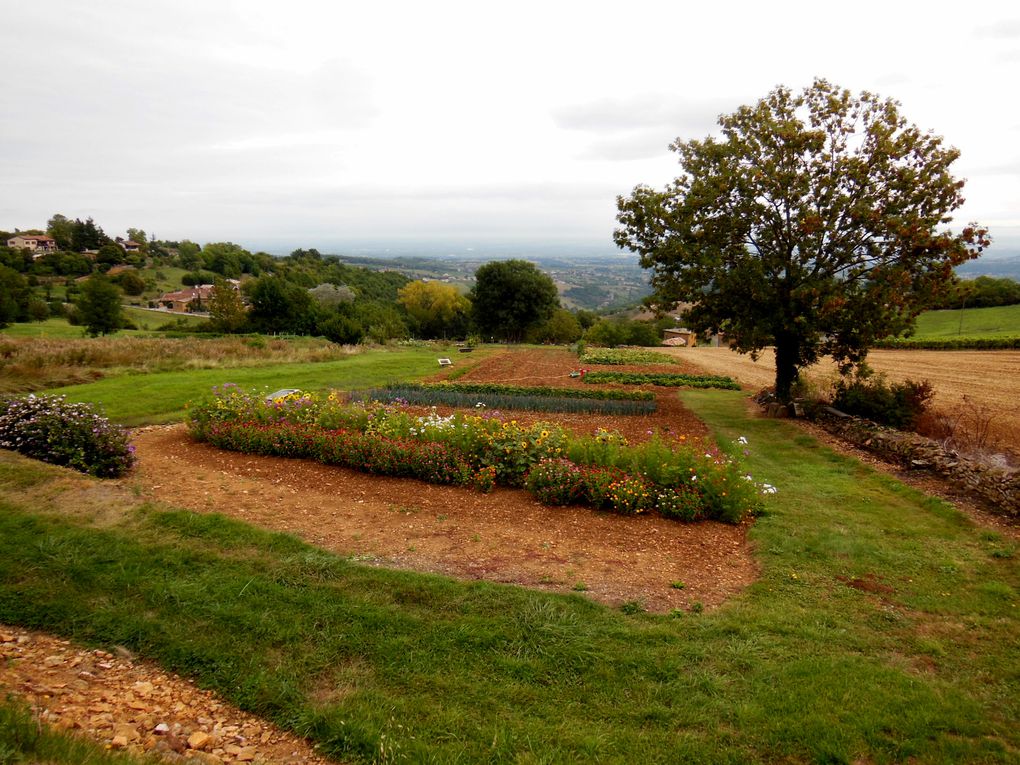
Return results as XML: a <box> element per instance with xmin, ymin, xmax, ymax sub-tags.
<box><xmin>873</xmin><ymin>336</ymin><xmax>1020</xmax><ymax>350</ymax></box>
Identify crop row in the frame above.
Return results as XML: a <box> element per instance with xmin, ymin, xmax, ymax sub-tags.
<box><xmin>388</xmin><ymin>382</ymin><xmax>654</xmax><ymax>401</ymax></box>
<box><xmin>187</xmin><ymin>387</ymin><xmax>772</xmax><ymax>522</ymax></box>
<box><xmin>583</xmin><ymin>371</ymin><xmax>741</xmax><ymax>389</ymax></box>
<box><xmin>579</xmin><ymin>348</ymin><xmax>680</xmax><ymax>366</ymax></box>
<box><xmin>358</xmin><ymin>386</ymin><xmax>657</xmax><ymax>415</ymax></box>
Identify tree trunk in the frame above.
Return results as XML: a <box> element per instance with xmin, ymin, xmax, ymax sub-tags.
<box><xmin>773</xmin><ymin>335</ymin><xmax>800</xmax><ymax>403</ymax></box>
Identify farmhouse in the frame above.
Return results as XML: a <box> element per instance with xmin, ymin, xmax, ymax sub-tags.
<box><xmin>7</xmin><ymin>234</ymin><xmax>57</xmax><ymax>255</ymax></box>
<box><xmin>158</xmin><ymin>285</ymin><xmax>216</xmax><ymax>312</ymax></box>
<box><xmin>116</xmin><ymin>237</ymin><xmax>142</xmax><ymax>253</ymax></box>
<box><xmin>157</xmin><ymin>280</ymin><xmax>240</xmax><ymax>312</ymax></box>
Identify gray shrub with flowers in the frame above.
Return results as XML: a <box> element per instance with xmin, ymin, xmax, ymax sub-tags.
<box><xmin>0</xmin><ymin>394</ymin><xmax>135</xmax><ymax>478</ymax></box>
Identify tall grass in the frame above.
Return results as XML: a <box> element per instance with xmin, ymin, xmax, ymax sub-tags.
<box><xmin>0</xmin><ymin>335</ymin><xmax>362</xmax><ymax>393</ymax></box>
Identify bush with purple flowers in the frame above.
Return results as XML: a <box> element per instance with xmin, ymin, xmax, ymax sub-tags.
<box><xmin>0</xmin><ymin>394</ymin><xmax>135</xmax><ymax>477</ymax></box>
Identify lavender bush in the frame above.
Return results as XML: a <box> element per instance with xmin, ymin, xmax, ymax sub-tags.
<box><xmin>0</xmin><ymin>395</ymin><xmax>135</xmax><ymax>477</ymax></box>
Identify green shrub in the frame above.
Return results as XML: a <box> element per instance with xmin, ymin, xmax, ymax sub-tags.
<box><xmin>832</xmin><ymin>373</ymin><xmax>934</xmax><ymax>429</ymax></box>
<box><xmin>0</xmin><ymin>394</ymin><xmax>135</xmax><ymax>477</ymax></box>
<box><xmin>580</xmin><ymin>348</ymin><xmax>679</xmax><ymax>365</ymax></box>
<box><xmin>872</xmin><ymin>336</ymin><xmax>1020</xmax><ymax>350</ymax></box>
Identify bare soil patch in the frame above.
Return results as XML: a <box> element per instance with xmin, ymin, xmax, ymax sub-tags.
<box><xmin>129</xmin><ymin>349</ymin><xmax>754</xmax><ymax>614</ymax></box>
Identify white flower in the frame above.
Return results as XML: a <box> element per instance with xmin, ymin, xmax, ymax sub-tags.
<box><xmin>761</xmin><ymin>484</ymin><xmax>777</xmax><ymax>495</ymax></box>
<box><xmin>737</xmin><ymin>436</ymin><xmax>748</xmax><ymax>445</ymax></box>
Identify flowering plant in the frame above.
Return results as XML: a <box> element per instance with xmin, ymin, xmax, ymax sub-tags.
<box><xmin>0</xmin><ymin>394</ymin><xmax>134</xmax><ymax>477</ymax></box>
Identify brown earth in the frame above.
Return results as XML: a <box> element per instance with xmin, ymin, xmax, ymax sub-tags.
<box><xmin>661</xmin><ymin>346</ymin><xmax>1020</xmax><ymax>455</ymax></box>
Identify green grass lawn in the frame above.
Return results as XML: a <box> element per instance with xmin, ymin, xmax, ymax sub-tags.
<box><xmin>0</xmin><ymin>389</ymin><xmax>1016</xmax><ymax>763</ymax></box>
<box><xmin>122</xmin><ymin>305</ymin><xmax>206</xmax><ymax>331</ymax></box>
<box><xmin>45</xmin><ymin>347</ymin><xmax>461</xmax><ymax>425</ymax></box>
<box><xmin>913</xmin><ymin>303</ymin><xmax>1020</xmax><ymax>338</ymax></box>
<box><xmin>0</xmin><ymin>310</ymin><xmax>204</xmax><ymax>339</ymax></box>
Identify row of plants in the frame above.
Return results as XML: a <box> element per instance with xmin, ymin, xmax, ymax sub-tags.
<box><xmin>583</xmin><ymin>371</ymin><xmax>741</xmax><ymax>389</ymax></box>
<box><xmin>187</xmin><ymin>387</ymin><xmax>772</xmax><ymax>522</ymax></box>
<box><xmin>579</xmin><ymin>348</ymin><xmax>679</xmax><ymax>365</ymax></box>
<box><xmin>375</xmin><ymin>381</ymin><xmax>655</xmax><ymax>401</ymax></box>
<box><xmin>873</xmin><ymin>336</ymin><xmax>1020</xmax><ymax>350</ymax></box>
<box><xmin>356</xmin><ymin>385</ymin><xmax>656</xmax><ymax>415</ymax></box>
<box><xmin>0</xmin><ymin>394</ymin><xmax>135</xmax><ymax>477</ymax></box>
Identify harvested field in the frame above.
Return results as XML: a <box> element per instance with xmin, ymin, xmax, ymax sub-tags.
<box><xmin>661</xmin><ymin>346</ymin><xmax>1020</xmax><ymax>456</ymax></box>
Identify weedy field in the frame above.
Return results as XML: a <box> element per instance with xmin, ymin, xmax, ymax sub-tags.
<box><xmin>0</xmin><ymin>344</ymin><xmax>1017</xmax><ymax>764</ymax></box>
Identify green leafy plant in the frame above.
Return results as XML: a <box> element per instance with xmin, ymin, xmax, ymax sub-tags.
<box><xmin>580</xmin><ymin>348</ymin><xmax>679</xmax><ymax>365</ymax></box>
<box><xmin>583</xmin><ymin>371</ymin><xmax>740</xmax><ymax>389</ymax></box>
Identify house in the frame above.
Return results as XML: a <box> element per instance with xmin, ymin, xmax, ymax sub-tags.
<box><xmin>7</xmin><ymin>234</ymin><xmax>57</xmax><ymax>255</ymax></box>
<box><xmin>116</xmin><ymin>238</ymin><xmax>142</xmax><ymax>253</ymax></box>
<box><xmin>157</xmin><ymin>280</ymin><xmax>239</xmax><ymax>312</ymax></box>
<box><xmin>158</xmin><ymin>285</ymin><xmax>216</xmax><ymax>312</ymax></box>
<box><xmin>663</xmin><ymin>328</ymin><xmax>698</xmax><ymax>347</ymax></box>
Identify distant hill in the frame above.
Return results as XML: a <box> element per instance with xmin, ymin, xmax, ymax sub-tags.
<box><xmin>957</xmin><ymin>252</ymin><xmax>1020</xmax><ymax>280</ymax></box>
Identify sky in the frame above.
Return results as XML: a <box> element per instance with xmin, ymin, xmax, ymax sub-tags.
<box><xmin>2</xmin><ymin>0</ymin><xmax>1019</xmax><ymax>254</ymax></box>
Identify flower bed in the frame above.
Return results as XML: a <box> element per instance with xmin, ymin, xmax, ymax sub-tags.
<box><xmin>377</xmin><ymin>382</ymin><xmax>655</xmax><ymax>401</ymax></box>
<box><xmin>583</xmin><ymin>371</ymin><xmax>741</xmax><ymax>389</ymax></box>
<box><xmin>0</xmin><ymin>394</ymin><xmax>135</xmax><ymax>477</ymax></box>
<box><xmin>187</xmin><ymin>386</ymin><xmax>771</xmax><ymax>522</ymax></box>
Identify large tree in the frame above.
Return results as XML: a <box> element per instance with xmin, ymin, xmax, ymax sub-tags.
<box><xmin>471</xmin><ymin>260</ymin><xmax>559</xmax><ymax>342</ymax></box>
<box><xmin>615</xmin><ymin>79</ymin><xmax>989</xmax><ymax>401</ymax></box>
<box><xmin>398</xmin><ymin>280</ymin><xmax>471</xmax><ymax>339</ymax></box>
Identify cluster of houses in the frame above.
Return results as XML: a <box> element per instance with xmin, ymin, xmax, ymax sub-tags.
<box><xmin>6</xmin><ymin>234</ymin><xmax>143</xmax><ymax>258</ymax></box>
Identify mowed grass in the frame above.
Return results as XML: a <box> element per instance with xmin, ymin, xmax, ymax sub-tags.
<box><xmin>45</xmin><ymin>347</ymin><xmax>458</xmax><ymax>425</ymax></box>
<box><xmin>0</xmin><ymin>388</ymin><xmax>1017</xmax><ymax>763</ymax></box>
<box><xmin>914</xmin><ymin>303</ymin><xmax>1020</xmax><ymax>338</ymax></box>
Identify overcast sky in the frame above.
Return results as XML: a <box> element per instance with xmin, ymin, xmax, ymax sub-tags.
<box><xmin>2</xmin><ymin>0</ymin><xmax>1018</xmax><ymax>253</ymax></box>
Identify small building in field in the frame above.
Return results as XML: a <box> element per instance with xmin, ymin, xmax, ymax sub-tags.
<box><xmin>7</xmin><ymin>234</ymin><xmax>57</xmax><ymax>255</ymax></box>
<box><xmin>663</xmin><ymin>328</ymin><xmax>698</xmax><ymax>347</ymax></box>
<box><xmin>116</xmin><ymin>238</ymin><xmax>142</xmax><ymax>253</ymax></box>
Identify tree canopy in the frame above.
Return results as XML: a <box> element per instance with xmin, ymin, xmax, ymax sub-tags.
<box><xmin>397</xmin><ymin>280</ymin><xmax>470</xmax><ymax>339</ymax></box>
<box><xmin>77</xmin><ymin>274</ymin><xmax>123</xmax><ymax>336</ymax></box>
<box><xmin>471</xmin><ymin>260</ymin><xmax>559</xmax><ymax>342</ymax></box>
<box><xmin>615</xmin><ymin>79</ymin><xmax>989</xmax><ymax>400</ymax></box>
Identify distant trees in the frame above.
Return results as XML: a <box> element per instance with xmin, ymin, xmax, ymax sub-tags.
<box><xmin>76</xmin><ymin>275</ymin><xmax>123</xmax><ymax>336</ymax></box>
<box><xmin>208</xmin><ymin>278</ymin><xmax>248</xmax><ymax>333</ymax></box>
<box><xmin>0</xmin><ymin>266</ymin><xmax>30</xmax><ymax>327</ymax></box>
<box><xmin>934</xmin><ymin>276</ymin><xmax>1020</xmax><ymax>309</ymax></box>
<box><xmin>69</xmin><ymin>217</ymin><xmax>111</xmax><ymax>252</ymax></box>
<box><xmin>471</xmin><ymin>260</ymin><xmax>559</xmax><ymax>342</ymax></box>
<box><xmin>527</xmin><ymin>309</ymin><xmax>583</xmax><ymax>344</ymax></box>
<box><xmin>397</xmin><ymin>280</ymin><xmax>471</xmax><ymax>339</ymax></box>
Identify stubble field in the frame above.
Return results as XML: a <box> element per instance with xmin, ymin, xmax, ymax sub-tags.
<box><xmin>663</xmin><ymin>346</ymin><xmax>1020</xmax><ymax>455</ymax></box>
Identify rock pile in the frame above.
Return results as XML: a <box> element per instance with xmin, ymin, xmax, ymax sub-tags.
<box><xmin>0</xmin><ymin>626</ymin><xmax>334</xmax><ymax>764</ymax></box>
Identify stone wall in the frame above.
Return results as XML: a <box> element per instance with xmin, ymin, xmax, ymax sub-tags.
<box><xmin>810</xmin><ymin>406</ymin><xmax>1019</xmax><ymax>519</ymax></box>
